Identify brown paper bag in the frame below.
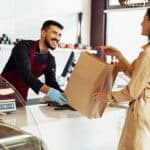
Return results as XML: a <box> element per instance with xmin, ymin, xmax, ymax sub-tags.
<box><xmin>64</xmin><ymin>52</ymin><xmax>116</xmax><ymax>119</ymax></box>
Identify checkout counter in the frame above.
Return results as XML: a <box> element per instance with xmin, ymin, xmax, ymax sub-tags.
<box><xmin>0</xmin><ymin>73</ymin><xmax>127</xmax><ymax>150</ymax></box>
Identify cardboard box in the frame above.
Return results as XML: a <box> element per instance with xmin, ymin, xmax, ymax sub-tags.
<box><xmin>64</xmin><ymin>52</ymin><xmax>116</xmax><ymax>119</ymax></box>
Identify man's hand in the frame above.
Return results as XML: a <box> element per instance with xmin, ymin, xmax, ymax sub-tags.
<box><xmin>47</xmin><ymin>88</ymin><xmax>67</xmax><ymax>105</ymax></box>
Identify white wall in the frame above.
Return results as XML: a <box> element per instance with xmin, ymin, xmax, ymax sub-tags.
<box><xmin>82</xmin><ymin>0</ymin><xmax>91</xmax><ymax>45</ymax></box>
<box><xmin>0</xmin><ymin>0</ymin><xmax>91</xmax><ymax>45</ymax></box>
<box><xmin>0</xmin><ymin>0</ymin><xmax>15</xmax><ymax>40</ymax></box>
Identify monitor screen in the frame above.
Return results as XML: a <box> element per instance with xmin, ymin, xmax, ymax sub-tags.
<box><xmin>61</xmin><ymin>51</ymin><xmax>75</xmax><ymax>77</ymax></box>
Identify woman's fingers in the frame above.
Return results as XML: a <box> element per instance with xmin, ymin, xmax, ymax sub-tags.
<box><xmin>94</xmin><ymin>91</ymin><xmax>107</xmax><ymax>102</ymax></box>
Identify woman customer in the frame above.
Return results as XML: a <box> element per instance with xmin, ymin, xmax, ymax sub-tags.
<box><xmin>96</xmin><ymin>8</ymin><xmax>150</xmax><ymax>150</ymax></box>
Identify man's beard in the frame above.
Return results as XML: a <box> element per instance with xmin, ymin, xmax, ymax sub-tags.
<box><xmin>44</xmin><ymin>38</ymin><xmax>57</xmax><ymax>50</ymax></box>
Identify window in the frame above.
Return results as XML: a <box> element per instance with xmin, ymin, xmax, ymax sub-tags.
<box><xmin>105</xmin><ymin>6</ymin><xmax>148</xmax><ymax>62</ymax></box>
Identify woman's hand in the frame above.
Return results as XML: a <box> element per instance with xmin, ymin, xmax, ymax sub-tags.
<box><xmin>94</xmin><ymin>91</ymin><xmax>108</xmax><ymax>103</ymax></box>
<box><xmin>100</xmin><ymin>46</ymin><xmax>124</xmax><ymax>61</ymax></box>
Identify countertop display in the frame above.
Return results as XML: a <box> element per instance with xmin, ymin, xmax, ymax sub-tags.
<box><xmin>0</xmin><ymin>104</ymin><xmax>127</xmax><ymax>150</ymax></box>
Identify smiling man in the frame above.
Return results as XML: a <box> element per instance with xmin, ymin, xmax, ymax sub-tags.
<box><xmin>1</xmin><ymin>20</ymin><xmax>67</xmax><ymax>107</ymax></box>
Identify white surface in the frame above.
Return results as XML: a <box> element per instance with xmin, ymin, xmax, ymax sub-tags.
<box><xmin>0</xmin><ymin>0</ymin><xmax>91</xmax><ymax>45</ymax></box>
<box><xmin>0</xmin><ymin>104</ymin><xmax>126</xmax><ymax>150</ymax></box>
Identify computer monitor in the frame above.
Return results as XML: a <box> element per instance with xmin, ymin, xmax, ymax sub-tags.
<box><xmin>61</xmin><ymin>51</ymin><xmax>75</xmax><ymax>78</ymax></box>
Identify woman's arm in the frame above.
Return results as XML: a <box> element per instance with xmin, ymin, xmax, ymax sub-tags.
<box><xmin>107</xmin><ymin>52</ymin><xmax>150</xmax><ymax>103</ymax></box>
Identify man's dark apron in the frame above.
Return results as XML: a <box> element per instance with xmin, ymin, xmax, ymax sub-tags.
<box><xmin>2</xmin><ymin>41</ymin><xmax>48</xmax><ymax>106</ymax></box>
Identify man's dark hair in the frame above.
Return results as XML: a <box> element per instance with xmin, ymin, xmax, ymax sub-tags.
<box><xmin>41</xmin><ymin>20</ymin><xmax>64</xmax><ymax>30</ymax></box>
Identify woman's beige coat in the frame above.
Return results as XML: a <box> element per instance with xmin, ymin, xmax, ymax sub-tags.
<box><xmin>108</xmin><ymin>44</ymin><xmax>150</xmax><ymax>150</ymax></box>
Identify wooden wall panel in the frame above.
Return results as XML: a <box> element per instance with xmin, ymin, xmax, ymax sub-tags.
<box><xmin>90</xmin><ymin>0</ymin><xmax>106</xmax><ymax>47</ymax></box>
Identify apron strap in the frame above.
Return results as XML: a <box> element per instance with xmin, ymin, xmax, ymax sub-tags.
<box><xmin>30</xmin><ymin>41</ymin><xmax>38</xmax><ymax>63</ymax></box>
